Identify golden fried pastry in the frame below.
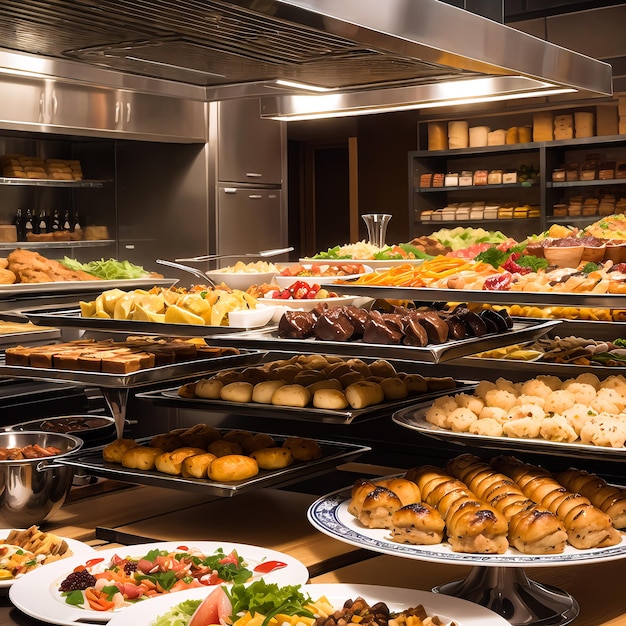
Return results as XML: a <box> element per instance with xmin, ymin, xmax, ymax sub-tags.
<box><xmin>271</xmin><ymin>383</ymin><xmax>311</xmax><ymax>407</ymax></box>
<box><xmin>179</xmin><ymin>423</ymin><xmax>222</xmax><ymax>448</ymax></box>
<box><xmin>181</xmin><ymin>452</ymin><xmax>217</xmax><ymax>479</ymax></box>
<box><xmin>220</xmin><ymin>381</ymin><xmax>254</xmax><ymax>403</ymax></box>
<box><xmin>208</xmin><ymin>439</ymin><xmax>243</xmax><ymax>457</ymax></box>
<box><xmin>0</xmin><ymin>268</ymin><xmax>16</xmax><ymax>284</ymax></box>
<box><xmin>250</xmin><ymin>446</ymin><xmax>293</xmax><ymax>470</ymax></box>
<box><xmin>252</xmin><ymin>380</ymin><xmax>286</xmax><ymax>404</ymax></box>
<box><xmin>282</xmin><ymin>437</ymin><xmax>323</xmax><ymax>461</ymax></box>
<box><xmin>154</xmin><ymin>447</ymin><xmax>206</xmax><ymax>475</ymax></box>
<box><xmin>312</xmin><ymin>388</ymin><xmax>349</xmax><ymax>410</ymax></box>
<box><xmin>194</xmin><ymin>378</ymin><xmax>223</xmax><ymax>399</ymax></box>
<box><xmin>150</xmin><ymin>433</ymin><xmax>186</xmax><ymax>452</ymax></box>
<box><xmin>121</xmin><ymin>446</ymin><xmax>164</xmax><ymax>470</ymax></box>
<box><xmin>102</xmin><ymin>438</ymin><xmax>137</xmax><ymax>463</ymax></box>
<box><xmin>222</xmin><ymin>429</ymin><xmax>253</xmax><ymax>445</ymax></box>
<box><xmin>208</xmin><ymin>454</ymin><xmax>259</xmax><ymax>482</ymax></box>
<box><xmin>241</xmin><ymin>433</ymin><xmax>276</xmax><ymax>454</ymax></box>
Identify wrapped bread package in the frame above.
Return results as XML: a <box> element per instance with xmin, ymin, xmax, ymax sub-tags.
<box><xmin>575</xmin><ymin>111</ymin><xmax>594</xmax><ymax>138</ymax></box>
<box><xmin>468</xmin><ymin>125</ymin><xmax>489</xmax><ymax>147</ymax></box>
<box><xmin>448</xmin><ymin>120</ymin><xmax>469</xmax><ymax>149</ymax></box>
<box><xmin>554</xmin><ymin>114</ymin><xmax>574</xmax><ymax>140</ymax></box>
<box><xmin>428</xmin><ymin>122</ymin><xmax>448</xmax><ymax>150</ymax></box>
<box><xmin>487</xmin><ymin>129</ymin><xmax>506</xmax><ymax>145</ymax></box>
<box><xmin>533</xmin><ymin>111</ymin><xmax>553</xmax><ymax>141</ymax></box>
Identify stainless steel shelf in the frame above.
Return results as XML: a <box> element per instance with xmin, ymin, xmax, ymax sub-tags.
<box><xmin>0</xmin><ymin>177</ymin><xmax>110</xmax><ymax>188</ymax></box>
<box><xmin>0</xmin><ymin>239</ymin><xmax>114</xmax><ymax>250</ymax></box>
<box><xmin>328</xmin><ymin>283</ymin><xmax>626</xmax><ymax>309</ymax></box>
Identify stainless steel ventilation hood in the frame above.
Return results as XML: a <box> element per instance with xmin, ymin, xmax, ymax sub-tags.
<box><xmin>0</xmin><ymin>0</ymin><xmax>613</xmax><ymax>117</ymax></box>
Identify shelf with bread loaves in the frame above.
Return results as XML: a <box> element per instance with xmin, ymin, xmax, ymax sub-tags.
<box><xmin>409</xmin><ymin>141</ymin><xmax>543</xmax><ymax>243</ymax></box>
<box><xmin>411</xmin><ymin>110</ymin><xmax>626</xmax><ymax>242</ymax></box>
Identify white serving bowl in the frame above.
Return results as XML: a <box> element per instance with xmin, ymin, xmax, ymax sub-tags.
<box><xmin>227</xmin><ymin>305</ymin><xmax>276</xmax><ymax>328</ymax></box>
<box><xmin>205</xmin><ymin>269</ymin><xmax>278</xmax><ymax>291</ymax></box>
<box><xmin>273</xmin><ymin>264</ymin><xmax>373</xmax><ymax>289</ymax></box>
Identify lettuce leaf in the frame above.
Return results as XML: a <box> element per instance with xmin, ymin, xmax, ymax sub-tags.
<box><xmin>60</xmin><ymin>257</ymin><xmax>150</xmax><ymax>279</ymax></box>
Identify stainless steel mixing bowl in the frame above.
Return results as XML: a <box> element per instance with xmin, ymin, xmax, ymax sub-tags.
<box><xmin>0</xmin><ymin>431</ymin><xmax>83</xmax><ymax>527</ymax></box>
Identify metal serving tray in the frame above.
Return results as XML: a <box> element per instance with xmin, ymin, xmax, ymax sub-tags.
<box><xmin>0</xmin><ymin>277</ymin><xmax>177</xmax><ymax>299</ymax></box>
<box><xmin>136</xmin><ymin>381</ymin><xmax>477</xmax><ymax>425</ymax></box>
<box><xmin>0</xmin><ymin>349</ymin><xmax>265</xmax><ymax>388</ymax></box>
<box><xmin>455</xmin><ymin>356</ymin><xmax>626</xmax><ymax>377</ymax></box>
<box><xmin>18</xmin><ymin>305</ymin><xmax>268</xmax><ymax>337</ymax></box>
<box><xmin>0</xmin><ymin>326</ymin><xmax>60</xmax><ymax>346</ymax></box>
<box><xmin>392</xmin><ymin>405</ymin><xmax>626</xmax><ymax>461</ymax></box>
<box><xmin>328</xmin><ymin>283</ymin><xmax>626</xmax><ymax>309</ymax></box>
<box><xmin>59</xmin><ymin>435</ymin><xmax>371</xmax><ymax>497</ymax></box>
<box><xmin>202</xmin><ymin>319</ymin><xmax>559</xmax><ymax>364</ymax></box>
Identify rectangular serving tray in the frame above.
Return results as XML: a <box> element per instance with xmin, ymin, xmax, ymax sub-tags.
<box><xmin>60</xmin><ymin>435</ymin><xmax>372</xmax><ymax>497</ymax></box>
<box><xmin>201</xmin><ymin>319</ymin><xmax>560</xmax><ymax>364</ymax></box>
<box><xmin>0</xmin><ymin>327</ymin><xmax>60</xmax><ymax>346</ymax></box>
<box><xmin>136</xmin><ymin>381</ymin><xmax>477</xmax><ymax>425</ymax></box>
<box><xmin>0</xmin><ymin>277</ymin><xmax>178</xmax><ymax>299</ymax></box>
<box><xmin>18</xmin><ymin>305</ymin><xmax>268</xmax><ymax>337</ymax></box>
<box><xmin>0</xmin><ymin>349</ymin><xmax>265</xmax><ymax>388</ymax></box>
<box><xmin>327</xmin><ymin>283</ymin><xmax>626</xmax><ymax>309</ymax></box>
<box><xmin>392</xmin><ymin>404</ymin><xmax>626</xmax><ymax>461</ymax></box>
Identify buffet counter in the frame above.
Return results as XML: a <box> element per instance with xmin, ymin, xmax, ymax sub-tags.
<box><xmin>0</xmin><ymin>469</ymin><xmax>624</xmax><ymax>626</ymax></box>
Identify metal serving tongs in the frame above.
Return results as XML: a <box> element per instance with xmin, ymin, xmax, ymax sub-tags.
<box><xmin>155</xmin><ymin>259</ymin><xmax>216</xmax><ymax>286</ymax></box>
<box><xmin>175</xmin><ymin>246</ymin><xmax>294</xmax><ymax>263</ymax></box>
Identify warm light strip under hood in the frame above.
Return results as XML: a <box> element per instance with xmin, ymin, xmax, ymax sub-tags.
<box><xmin>260</xmin><ymin>76</ymin><xmax>575</xmax><ymax>121</ymax></box>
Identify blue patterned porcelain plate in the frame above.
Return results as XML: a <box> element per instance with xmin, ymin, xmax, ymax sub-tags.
<box><xmin>308</xmin><ymin>486</ymin><xmax>626</xmax><ymax>567</ymax></box>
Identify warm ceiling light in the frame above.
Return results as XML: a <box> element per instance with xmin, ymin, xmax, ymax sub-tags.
<box><xmin>260</xmin><ymin>76</ymin><xmax>575</xmax><ymax>121</ymax></box>
<box><xmin>274</xmin><ymin>79</ymin><xmax>332</xmax><ymax>92</ymax></box>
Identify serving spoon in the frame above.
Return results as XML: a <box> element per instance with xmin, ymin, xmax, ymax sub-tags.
<box><xmin>155</xmin><ymin>259</ymin><xmax>216</xmax><ymax>286</ymax></box>
<box><xmin>175</xmin><ymin>246</ymin><xmax>294</xmax><ymax>263</ymax></box>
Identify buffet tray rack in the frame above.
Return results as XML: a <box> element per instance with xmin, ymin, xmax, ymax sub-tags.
<box><xmin>392</xmin><ymin>404</ymin><xmax>626</xmax><ymax>462</ymax></box>
<box><xmin>326</xmin><ymin>283</ymin><xmax>626</xmax><ymax>309</ymax></box>
<box><xmin>17</xmin><ymin>305</ymin><xmax>271</xmax><ymax>337</ymax></box>
<box><xmin>0</xmin><ymin>278</ymin><xmax>177</xmax><ymax>301</ymax></box>
<box><xmin>136</xmin><ymin>380</ymin><xmax>477</xmax><ymax>425</ymax></box>
<box><xmin>0</xmin><ymin>349</ymin><xmax>265</xmax><ymax>388</ymax></box>
<box><xmin>59</xmin><ymin>434</ymin><xmax>371</xmax><ymax>497</ymax></box>
<box><xmin>201</xmin><ymin>319</ymin><xmax>560</xmax><ymax>364</ymax></box>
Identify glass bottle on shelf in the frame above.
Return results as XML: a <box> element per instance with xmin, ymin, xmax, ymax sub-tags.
<box><xmin>13</xmin><ymin>208</ymin><xmax>24</xmax><ymax>241</ymax></box>
<box><xmin>36</xmin><ymin>209</ymin><xmax>49</xmax><ymax>234</ymax></box>
<box><xmin>50</xmin><ymin>209</ymin><xmax>61</xmax><ymax>232</ymax></box>
<box><xmin>71</xmin><ymin>211</ymin><xmax>82</xmax><ymax>234</ymax></box>
<box><xmin>23</xmin><ymin>208</ymin><xmax>34</xmax><ymax>238</ymax></box>
<box><xmin>62</xmin><ymin>209</ymin><xmax>71</xmax><ymax>231</ymax></box>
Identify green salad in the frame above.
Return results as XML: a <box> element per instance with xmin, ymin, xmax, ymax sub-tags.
<box><xmin>60</xmin><ymin>257</ymin><xmax>151</xmax><ymax>280</ymax></box>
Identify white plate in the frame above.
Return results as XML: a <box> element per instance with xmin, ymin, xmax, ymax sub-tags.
<box><xmin>227</xmin><ymin>305</ymin><xmax>277</xmax><ymax>328</ymax></box>
<box><xmin>308</xmin><ymin>488</ymin><xmax>626</xmax><ymax>567</ymax></box>
<box><xmin>273</xmin><ymin>265</ymin><xmax>373</xmax><ymax>289</ymax></box>
<box><xmin>106</xmin><ymin>582</ymin><xmax>509</xmax><ymax>626</ymax></box>
<box><xmin>0</xmin><ymin>530</ymin><xmax>95</xmax><ymax>588</ymax></box>
<box><xmin>205</xmin><ymin>270</ymin><xmax>278</xmax><ymax>291</ymax></box>
<box><xmin>300</xmin><ymin>258</ymin><xmax>424</xmax><ymax>269</ymax></box>
<box><xmin>9</xmin><ymin>540</ymin><xmax>308</xmax><ymax>626</ymax></box>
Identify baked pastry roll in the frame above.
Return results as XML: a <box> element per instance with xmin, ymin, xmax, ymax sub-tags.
<box><xmin>446</xmin><ymin>454</ymin><xmax>567</xmax><ymax>554</ymax></box>
<box><xmin>492</xmin><ymin>456</ymin><xmax>621</xmax><ymax>549</ymax></box>
<box><xmin>390</xmin><ymin>502</ymin><xmax>445</xmax><ymax>545</ymax></box>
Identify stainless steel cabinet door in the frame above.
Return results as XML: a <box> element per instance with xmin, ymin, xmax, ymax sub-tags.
<box><xmin>217</xmin><ymin>187</ymin><xmax>284</xmax><ymax>256</ymax></box>
<box><xmin>217</xmin><ymin>99</ymin><xmax>283</xmax><ymax>184</ymax></box>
